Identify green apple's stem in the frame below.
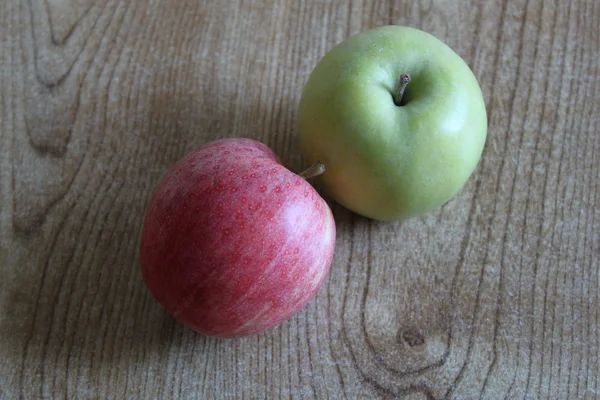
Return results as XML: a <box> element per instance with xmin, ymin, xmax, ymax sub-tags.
<box><xmin>299</xmin><ymin>161</ymin><xmax>325</xmax><ymax>179</ymax></box>
<box><xmin>394</xmin><ymin>73</ymin><xmax>411</xmax><ymax>106</ymax></box>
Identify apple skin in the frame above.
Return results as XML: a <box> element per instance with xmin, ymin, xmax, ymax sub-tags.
<box><xmin>298</xmin><ymin>25</ymin><xmax>488</xmax><ymax>220</ymax></box>
<box><xmin>140</xmin><ymin>138</ymin><xmax>336</xmax><ymax>337</ymax></box>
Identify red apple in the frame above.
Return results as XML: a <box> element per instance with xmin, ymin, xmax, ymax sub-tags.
<box><xmin>140</xmin><ymin>138</ymin><xmax>336</xmax><ymax>337</ymax></box>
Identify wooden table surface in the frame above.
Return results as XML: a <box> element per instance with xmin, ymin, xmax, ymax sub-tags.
<box><xmin>1</xmin><ymin>0</ymin><xmax>599</xmax><ymax>398</ymax></box>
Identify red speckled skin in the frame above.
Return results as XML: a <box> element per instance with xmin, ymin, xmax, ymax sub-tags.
<box><xmin>140</xmin><ymin>138</ymin><xmax>336</xmax><ymax>337</ymax></box>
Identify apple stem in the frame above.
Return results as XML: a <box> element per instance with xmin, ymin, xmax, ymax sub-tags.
<box><xmin>299</xmin><ymin>161</ymin><xmax>326</xmax><ymax>179</ymax></box>
<box><xmin>394</xmin><ymin>73</ymin><xmax>411</xmax><ymax>106</ymax></box>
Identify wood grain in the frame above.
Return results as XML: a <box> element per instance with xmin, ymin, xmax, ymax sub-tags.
<box><xmin>1</xmin><ymin>0</ymin><xmax>599</xmax><ymax>398</ymax></box>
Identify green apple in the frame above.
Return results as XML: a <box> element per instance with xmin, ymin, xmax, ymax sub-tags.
<box><xmin>298</xmin><ymin>25</ymin><xmax>487</xmax><ymax>220</ymax></box>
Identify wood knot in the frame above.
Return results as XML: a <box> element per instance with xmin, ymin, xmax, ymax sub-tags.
<box><xmin>399</xmin><ymin>329</ymin><xmax>425</xmax><ymax>347</ymax></box>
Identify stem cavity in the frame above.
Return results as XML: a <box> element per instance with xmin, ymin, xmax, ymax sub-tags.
<box><xmin>394</xmin><ymin>73</ymin><xmax>411</xmax><ymax>106</ymax></box>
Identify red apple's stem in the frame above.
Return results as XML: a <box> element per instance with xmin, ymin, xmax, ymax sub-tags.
<box><xmin>299</xmin><ymin>161</ymin><xmax>325</xmax><ymax>179</ymax></box>
<box><xmin>394</xmin><ymin>73</ymin><xmax>411</xmax><ymax>106</ymax></box>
